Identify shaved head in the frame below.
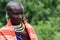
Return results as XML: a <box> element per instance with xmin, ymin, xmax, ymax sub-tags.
<box><xmin>6</xmin><ymin>1</ymin><xmax>24</xmax><ymax>12</ymax></box>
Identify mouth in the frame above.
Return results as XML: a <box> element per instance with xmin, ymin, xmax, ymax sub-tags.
<box><xmin>16</xmin><ymin>19</ymin><xmax>22</xmax><ymax>22</ymax></box>
<box><xmin>11</xmin><ymin>18</ymin><xmax>22</xmax><ymax>22</ymax></box>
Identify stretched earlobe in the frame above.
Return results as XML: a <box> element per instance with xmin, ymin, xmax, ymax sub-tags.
<box><xmin>6</xmin><ymin>12</ymin><xmax>9</xmax><ymax>22</ymax></box>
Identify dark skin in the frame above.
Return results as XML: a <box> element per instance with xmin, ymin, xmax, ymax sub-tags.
<box><xmin>6</xmin><ymin>2</ymin><xmax>30</xmax><ymax>40</ymax></box>
<box><xmin>7</xmin><ymin>3</ymin><xmax>24</xmax><ymax>25</ymax></box>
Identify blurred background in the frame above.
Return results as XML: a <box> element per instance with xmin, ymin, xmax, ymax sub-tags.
<box><xmin>0</xmin><ymin>0</ymin><xmax>60</xmax><ymax>40</ymax></box>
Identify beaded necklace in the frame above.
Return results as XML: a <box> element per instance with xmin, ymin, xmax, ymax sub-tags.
<box><xmin>13</xmin><ymin>23</ymin><xmax>25</xmax><ymax>32</ymax></box>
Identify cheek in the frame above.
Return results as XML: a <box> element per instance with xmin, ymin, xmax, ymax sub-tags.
<box><xmin>21</xmin><ymin>15</ymin><xmax>23</xmax><ymax>18</ymax></box>
<box><xmin>9</xmin><ymin>15</ymin><xmax>16</xmax><ymax>20</ymax></box>
<box><xmin>19</xmin><ymin>15</ymin><xmax>23</xmax><ymax>19</ymax></box>
<box><xmin>21</xmin><ymin>15</ymin><xmax>24</xmax><ymax>19</ymax></box>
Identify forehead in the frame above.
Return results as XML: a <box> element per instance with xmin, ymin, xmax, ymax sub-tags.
<box><xmin>7</xmin><ymin>2</ymin><xmax>24</xmax><ymax>13</ymax></box>
<box><xmin>7</xmin><ymin>5</ymin><xmax>23</xmax><ymax>13</ymax></box>
<box><xmin>11</xmin><ymin>6</ymin><xmax>23</xmax><ymax>13</ymax></box>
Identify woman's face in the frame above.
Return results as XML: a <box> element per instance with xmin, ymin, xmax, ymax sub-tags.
<box><xmin>8</xmin><ymin>7</ymin><xmax>24</xmax><ymax>25</ymax></box>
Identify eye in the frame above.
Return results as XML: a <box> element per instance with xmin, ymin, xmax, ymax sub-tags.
<box><xmin>13</xmin><ymin>13</ymin><xmax>19</xmax><ymax>15</ymax></box>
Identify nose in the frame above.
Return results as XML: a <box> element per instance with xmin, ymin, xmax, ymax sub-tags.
<box><xmin>17</xmin><ymin>15</ymin><xmax>22</xmax><ymax>19</ymax></box>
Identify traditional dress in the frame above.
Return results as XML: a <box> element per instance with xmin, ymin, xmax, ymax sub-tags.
<box><xmin>0</xmin><ymin>20</ymin><xmax>38</xmax><ymax>40</ymax></box>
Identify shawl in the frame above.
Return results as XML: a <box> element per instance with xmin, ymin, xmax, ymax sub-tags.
<box><xmin>0</xmin><ymin>20</ymin><xmax>38</xmax><ymax>40</ymax></box>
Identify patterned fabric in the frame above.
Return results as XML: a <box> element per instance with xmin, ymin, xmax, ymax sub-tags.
<box><xmin>0</xmin><ymin>20</ymin><xmax>17</xmax><ymax>40</ymax></box>
<box><xmin>16</xmin><ymin>35</ymin><xmax>23</xmax><ymax>40</ymax></box>
<box><xmin>0</xmin><ymin>20</ymin><xmax>38</xmax><ymax>40</ymax></box>
<box><xmin>23</xmin><ymin>20</ymin><xmax>38</xmax><ymax>40</ymax></box>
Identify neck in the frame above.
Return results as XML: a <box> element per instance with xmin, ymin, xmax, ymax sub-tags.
<box><xmin>12</xmin><ymin>22</ymin><xmax>22</xmax><ymax>26</ymax></box>
<box><xmin>12</xmin><ymin>23</ymin><xmax>21</xmax><ymax>25</ymax></box>
<box><xmin>13</xmin><ymin>23</ymin><xmax>22</xmax><ymax>29</ymax></box>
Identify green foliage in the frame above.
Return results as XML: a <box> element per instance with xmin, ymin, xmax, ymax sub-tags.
<box><xmin>33</xmin><ymin>20</ymin><xmax>55</xmax><ymax>40</ymax></box>
<box><xmin>54</xmin><ymin>32</ymin><xmax>60</xmax><ymax>40</ymax></box>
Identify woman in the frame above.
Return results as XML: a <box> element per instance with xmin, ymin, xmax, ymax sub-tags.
<box><xmin>0</xmin><ymin>1</ymin><xmax>38</xmax><ymax>40</ymax></box>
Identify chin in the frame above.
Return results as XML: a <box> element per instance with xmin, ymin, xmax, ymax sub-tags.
<box><xmin>12</xmin><ymin>22</ymin><xmax>20</xmax><ymax>25</ymax></box>
<box><xmin>11</xmin><ymin>21</ymin><xmax>21</xmax><ymax>25</ymax></box>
